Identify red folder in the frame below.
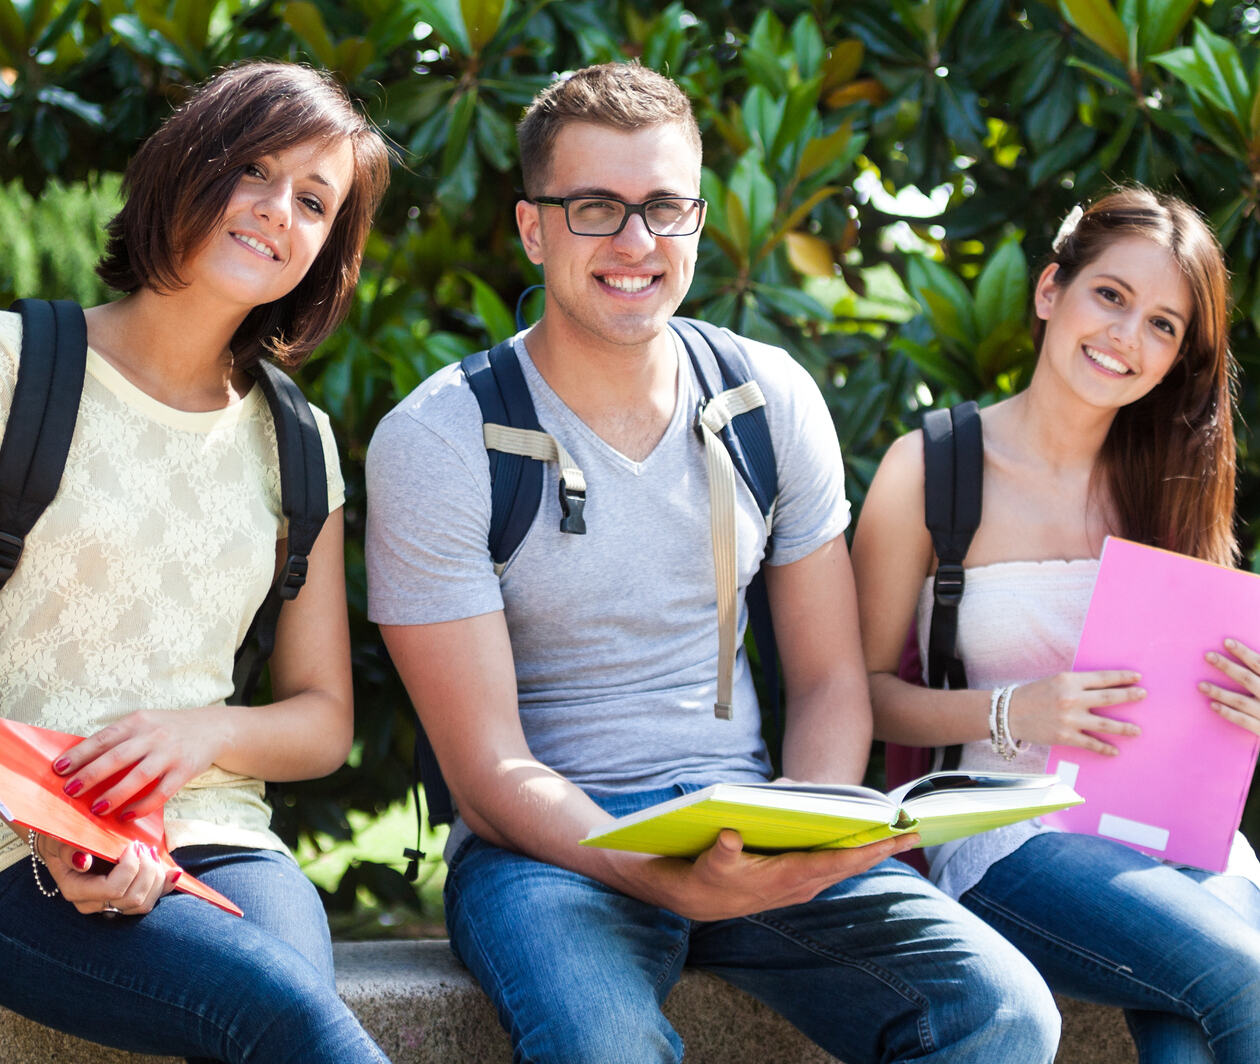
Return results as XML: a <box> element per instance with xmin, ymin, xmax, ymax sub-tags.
<box><xmin>0</xmin><ymin>718</ymin><xmax>243</xmax><ymax>915</ymax></box>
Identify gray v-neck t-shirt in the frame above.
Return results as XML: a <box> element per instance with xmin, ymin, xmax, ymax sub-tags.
<box><xmin>366</xmin><ymin>330</ymin><xmax>849</xmax><ymax>800</ymax></box>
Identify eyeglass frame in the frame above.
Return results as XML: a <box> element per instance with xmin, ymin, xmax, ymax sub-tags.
<box><xmin>529</xmin><ymin>195</ymin><xmax>707</xmax><ymax>237</ymax></box>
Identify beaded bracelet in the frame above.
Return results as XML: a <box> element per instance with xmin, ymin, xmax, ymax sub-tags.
<box><xmin>27</xmin><ymin>829</ymin><xmax>60</xmax><ymax>898</ymax></box>
<box><xmin>995</xmin><ymin>684</ymin><xmax>1025</xmax><ymax>761</ymax></box>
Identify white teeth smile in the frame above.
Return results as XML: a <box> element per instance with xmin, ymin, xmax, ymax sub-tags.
<box><xmin>233</xmin><ymin>233</ymin><xmax>278</xmax><ymax>259</ymax></box>
<box><xmin>602</xmin><ymin>274</ymin><xmax>654</xmax><ymax>292</ymax></box>
<box><xmin>1084</xmin><ymin>345</ymin><xmax>1131</xmax><ymax>375</ymax></box>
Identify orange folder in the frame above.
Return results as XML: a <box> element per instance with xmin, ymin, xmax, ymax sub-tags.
<box><xmin>0</xmin><ymin>718</ymin><xmax>243</xmax><ymax>916</ymax></box>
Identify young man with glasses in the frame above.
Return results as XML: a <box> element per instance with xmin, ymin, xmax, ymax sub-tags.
<box><xmin>366</xmin><ymin>63</ymin><xmax>1059</xmax><ymax>1063</ymax></box>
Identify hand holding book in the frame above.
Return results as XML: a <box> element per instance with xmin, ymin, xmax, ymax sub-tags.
<box><xmin>582</xmin><ymin>771</ymin><xmax>1082</xmax><ymax>859</ymax></box>
<box><xmin>0</xmin><ymin>718</ymin><xmax>243</xmax><ymax>916</ymax></box>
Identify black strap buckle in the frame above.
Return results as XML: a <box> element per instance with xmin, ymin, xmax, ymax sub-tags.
<box><xmin>933</xmin><ymin>563</ymin><xmax>965</xmax><ymax>607</ymax></box>
<box><xmin>278</xmin><ymin>553</ymin><xmax>309</xmax><ymax>600</ymax></box>
<box><xmin>0</xmin><ymin>530</ymin><xmax>24</xmax><ymax>582</ymax></box>
<box><xmin>558</xmin><ymin>477</ymin><xmax>586</xmax><ymax>535</ymax></box>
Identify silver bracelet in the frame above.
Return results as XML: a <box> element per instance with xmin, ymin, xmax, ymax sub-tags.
<box><xmin>995</xmin><ymin>683</ymin><xmax>1025</xmax><ymax>761</ymax></box>
<box><xmin>27</xmin><ymin>829</ymin><xmax>60</xmax><ymax>898</ymax></box>
<box><xmin>988</xmin><ymin>687</ymin><xmax>1004</xmax><ymax>756</ymax></box>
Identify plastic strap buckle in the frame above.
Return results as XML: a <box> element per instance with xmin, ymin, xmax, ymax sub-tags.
<box><xmin>933</xmin><ymin>563</ymin><xmax>965</xmax><ymax>607</ymax></box>
<box><xmin>0</xmin><ymin>530</ymin><xmax>24</xmax><ymax>582</ymax></box>
<box><xmin>278</xmin><ymin>553</ymin><xmax>309</xmax><ymax>600</ymax></box>
<box><xmin>558</xmin><ymin>477</ymin><xmax>586</xmax><ymax>535</ymax></box>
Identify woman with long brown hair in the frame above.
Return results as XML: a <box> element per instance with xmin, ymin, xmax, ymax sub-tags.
<box><xmin>0</xmin><ymin>61</ymin><xmax>391</xmax><ymax>1062</ymax></box>
<box><xmin>853</xmin><ymin>187</ymin><xmax>1260</xmax><ymax>1063</ymax></box>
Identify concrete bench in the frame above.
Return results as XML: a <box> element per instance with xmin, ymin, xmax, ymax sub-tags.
<box><xmin>0</xmin><ymin>939</ymin><xmax>1135</xmax><ymax>1063</ymax></box>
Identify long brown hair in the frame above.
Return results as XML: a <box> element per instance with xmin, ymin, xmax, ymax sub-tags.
<box><xmin>97</xmin><ymin>61</ymin><xmax>390</xmax><ymax>367</ymax></box>
<box><xmin>1036</xmin><ymin>187</ymin><xmax>1236</xmax><ymax>565</ymax></box>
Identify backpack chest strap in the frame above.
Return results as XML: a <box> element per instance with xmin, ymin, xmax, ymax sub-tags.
<box><xmin>696</xmin><ymin>378</ymin><xmax>768</xmax><ymax>720</ymax></box>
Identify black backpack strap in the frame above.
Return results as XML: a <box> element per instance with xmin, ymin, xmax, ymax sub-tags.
<box><xmin>0</xmin><ymin>299</ymin><xmax>87</xmax><ymax>590</ymax></box>
<box><xmin>922</xmin><ymin>400</ymin><xmax>983</xmax><ymax>770</ymax></box>
<box><xmin>406</xmin><ymin>340</ymin><xmax>545</xmax><ymax>840</ymax></box>
<box><xmin>229</xmin><ymin>360</ymin><xmax>329</xmax><ymax>706</ymax></box>
<box><xmin>671</xmin><ymin>318</ymin><xmax>783</xmax><ymax>738</ymax></box>
<box><xmin>461</xmin><ymin>339</ymin><xmax>548</xmax><ymax>566</ymax></box>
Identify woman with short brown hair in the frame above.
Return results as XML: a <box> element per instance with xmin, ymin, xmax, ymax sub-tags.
<box><xmin>0</xmin><ymin>60</ymin><xmax>390</xmax><ymax>1063</ymax></box>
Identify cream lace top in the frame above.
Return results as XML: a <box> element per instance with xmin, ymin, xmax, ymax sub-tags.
<box><xmin>0</xmin><ymin>311</ymin><xmax>344</xmax><ymax>874</ymax></box>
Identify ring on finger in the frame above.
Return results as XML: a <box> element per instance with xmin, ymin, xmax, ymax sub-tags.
<box><xmin>100</xmin><ymin>902</ymin><xmax>124</xmax><ymax>919</ymax></box>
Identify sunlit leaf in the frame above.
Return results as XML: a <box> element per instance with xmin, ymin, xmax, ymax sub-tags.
<box><xmin>784</xmin><ymin>231</ymin><xmax>834</xmax><ymax>277</ymax></box>
<box><xmin>821</xmin><ymin>39</ymin><xmax>864</xmax><ymax>93</ymax></box>
<box><xmin>974</xmin><ymin>237</ymin><xmax>1028</xmax><ymax>337</ymax></box>
<box><xmin>1056</xmin><ymin>0</ymin><xmax>1128</xmax><ymax>61</ymax></box>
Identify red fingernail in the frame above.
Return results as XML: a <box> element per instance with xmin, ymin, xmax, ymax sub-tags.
<box><xmin>53</xmin><ymin>757</ymin><xmax>71</xmax><ymax>774</ymax></box>
<box><xmin>118</xmin><ymin>811</ymin><xmax>137</xmax><ymax>823</ymax></box>
<box><xmin>149</xmin><ymin>846</ymin><xmax>160</xmax><ymax>861</ymax></box>
<box><xmin>72</xmin><ymin>851</ymin><xmax>91</xmax><ymax>871</ymax></box>
<box><xmin>90</xmin><ymin>799</ymin><xmax>110</xmax><ymax>816</ymax></box>
<box><xmin>168</xmin><ymin>869</ymin><xmax>183</xmax><ymax>885</ymax></box>
<box><xmin>63</xmin><ymin>779</ymin><xmax>83</xmax><ymax>797</ymax></box>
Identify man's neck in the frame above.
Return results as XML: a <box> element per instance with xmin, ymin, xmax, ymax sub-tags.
<box><xmin>524</xmin><ymin>316</ymin><xmax>680</xmax><ymax>463</ymax></box>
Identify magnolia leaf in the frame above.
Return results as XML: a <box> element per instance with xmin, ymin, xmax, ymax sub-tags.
<box><xmin>821</xmin><ymin>39</ymin><xmax>864</xmax><ymax>92</ymax></box>
<box><xmin>785</xmin><ymin>231</ymin><xmax>835</xmax><ymax>277</ymax></box>
<box><xmin>1057</xmin><ymin>0</ymin><xmax>1128</xmax><ymax>61</ymax></box>
<box><xmin>461</xmin><ymin>270</ymin><xmax>514</xmax><ymax>343</ymax></box>
<box><xmin>461</xmin><ymin>0</ymin><xmax>506</xmax><ymax>53</ymax></box>
<box><xmin>825</xmin><ymin>79</ymin><xmax>888</xmax><ymax>109</ymax></box>
<box><xmin>799</xmin><ymin>124</ymin><xmax>853</xmax><ymax>181</ymax></box>
<box><xmin>974</xmin><ymin>238</ymin><xmax>1028</xmax><ymax>337</ymax></box>
<box><xmin>283</xmin><ymin>1</ymin><xmax>336</xmax><ymax>68</ymax></box>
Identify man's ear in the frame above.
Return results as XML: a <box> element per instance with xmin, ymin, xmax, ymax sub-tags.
<box><xmin>517</xmin><ymin>200</ymin><xmax>545</xmax><ymax>266</ymax></box>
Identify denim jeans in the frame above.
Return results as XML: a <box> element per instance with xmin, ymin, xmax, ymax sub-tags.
<box><xmin>444</xmin><ymin>786</ymin><xmax>1060</xmax><ymax>1064</ymax></box>
<box><xmin>0</xmin><ymin>845</ymin><xmax>389</xmax><ymax>1064</ymax></box>
<box><xmin>961</xmin><ymin>831</ymin><xmax>1260</xmax><ymax>1064</ymax></box>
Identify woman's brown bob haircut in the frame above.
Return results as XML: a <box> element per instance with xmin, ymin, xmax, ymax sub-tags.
<box><xmin>516</xmin><ymin>62</ymin><xmax>702</xmax><ymax>199</ymax></box>
<box><xmin>97</xmin><ymin>60</ymin><xmax>390</xmax><ymax>367</ymax></box>
<box><xmin>1036</xmin><ymin>186</ymin><xmax>1237</xmax><ymax>567</ymax></box>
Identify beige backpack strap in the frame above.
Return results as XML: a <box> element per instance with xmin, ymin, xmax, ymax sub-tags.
<box><xmin>482</xmin><ymin>424</ymin><xmax>587</xmax><ymax>574</ymax></box>
<box><xmin>695</xmin><ymin>380</ymin><xmax>767</xmax><ymax>720</ymax></box>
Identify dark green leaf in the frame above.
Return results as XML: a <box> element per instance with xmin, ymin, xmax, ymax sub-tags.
<box><xmin>1027</xmin><ymin>123</ymin><xmax>1096</xmax><ymax>186</ymax></box>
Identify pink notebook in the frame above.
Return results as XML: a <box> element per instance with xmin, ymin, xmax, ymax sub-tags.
<box><xmin>1043</xmin><ymin>537</ymin><xmax>1260</xmax><ymax>872</ymax></box>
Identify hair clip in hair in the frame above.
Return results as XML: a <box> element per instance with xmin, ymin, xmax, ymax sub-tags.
<box><xmin>1052</xmin><ymin>205</ymin><xmax>1084</xmax><ymax>252</ymax></box>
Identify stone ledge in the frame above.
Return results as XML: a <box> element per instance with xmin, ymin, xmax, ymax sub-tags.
<box><xmin>0</xmin><ymin>938</ymin><xmax>1135</xmax><ymax>1063</ymax></box>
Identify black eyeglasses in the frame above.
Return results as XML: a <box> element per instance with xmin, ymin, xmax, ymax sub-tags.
<box><xmin>530</xmin><ymin>195</ymin><xmax>706</xmax><ymax>237</ymax></box>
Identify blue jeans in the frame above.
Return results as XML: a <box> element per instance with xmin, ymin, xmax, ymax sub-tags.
<box><xmin>444</xmin><ymin>787</ymin><xmax>1060</xmax><ymax>1064</ymax></box>
<box><xmin>0</xmin><ymin>845</ymin><xmax>389</xmax><ymax>1064</ymax></box>
<box><xmin>961</xmin><ymin>831</ymin><xmax>1260</xmax><ymax>1064</ymax></box>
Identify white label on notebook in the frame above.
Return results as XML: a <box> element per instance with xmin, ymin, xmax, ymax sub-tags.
<box><xmin>1097</xmin><ymin>813</ymin><xmax>1169</xmax><ymax>851</ymax></box>
<box><xmin>1053</xmin><ymin>760</ymin><xmax>1080</xmax><ymax>788</ymax></box>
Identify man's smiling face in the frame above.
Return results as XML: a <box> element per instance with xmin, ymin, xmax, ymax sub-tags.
<box><xmin>516</xmin><ymin>120</ymin><xmax>704</xmax><ymax>353</ymax></box>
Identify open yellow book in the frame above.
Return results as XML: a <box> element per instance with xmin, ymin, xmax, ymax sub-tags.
<box><xmin>582</xmin><ymin>771</ymin><xmax>1083</xmax><ymax>857</ymax></box>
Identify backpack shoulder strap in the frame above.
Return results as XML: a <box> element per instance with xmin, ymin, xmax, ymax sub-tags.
<box><xmin>670</xmin><ymin>317</ymin><xmax>783</xmax><ymax>732</ymax></box>
<box><xmin>462</xmin><ymin>339</ymin><xmax>586</xmax><ymax>567</ymax></box>
<box><xmin>229</xmin><ymin>360</ymin><xmax>329</xmax><ymax>706</ymax></box>
<box><xmin>0</xmin><ymin>299</ymin><xmax>87</xmax><ymax>590</ymax></box>
<box><xmin>922</xmin><ymin>399</ymin><xmax>983</xmax><ymax>695</ymax></box>
<box><xmin>671</xmin><ymin>317</ymin><xmax>778</xmax><ymax>518</ymax></box>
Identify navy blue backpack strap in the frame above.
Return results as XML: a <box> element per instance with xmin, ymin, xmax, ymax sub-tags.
<box><xmin>407</xmin><ymin>340</ymin><xmax>542</xmax><ymax>845</ymax></box>
<box><xmin>670</xmin><ymin>318</ymin><xmax>783</xmax><ymax>738</ymax></box>
<box><xmin>671</xmin><ymin>318</ymin><xmax>778</xmax><ymax>516</ymax></box>
<box><xmin>229</xmin><ymin>360</ymin><xmax>329</xmax><ymax>706</ymax></box>
<box><xmin>0</xmin><ymin>299</ymin><xmax>87</xmax><ymax>590</ymax></box>
<box><xmin>922</xmin><ymin>400</ymin><xmax>983</xmax><ymax>771</ymax></box>
<box><xmin>461</xmin><ymin>339</ymin><xmax>546</xmax><ymax>566</ymax></box>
